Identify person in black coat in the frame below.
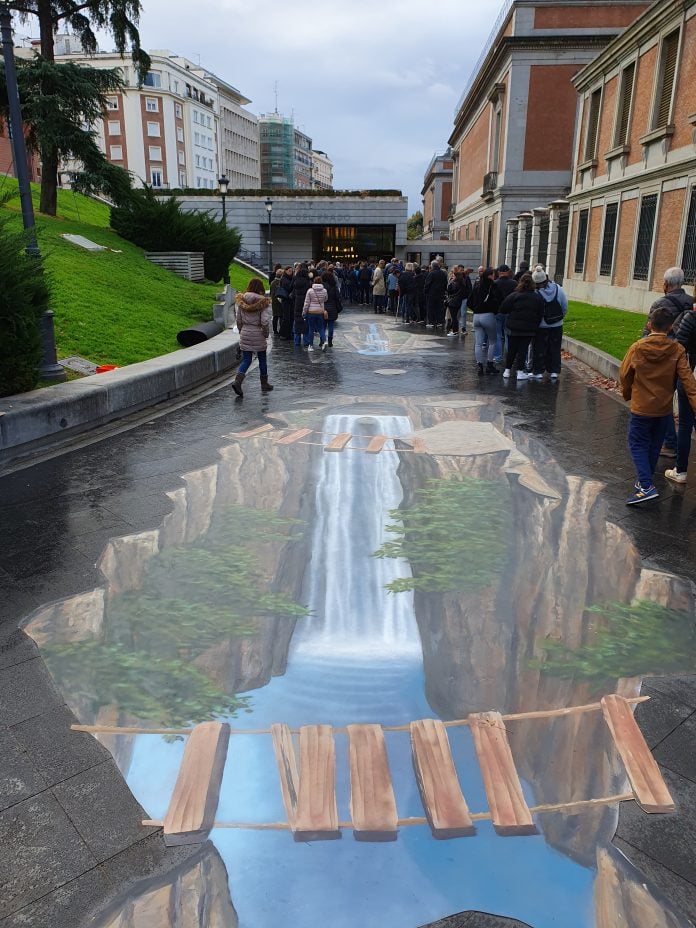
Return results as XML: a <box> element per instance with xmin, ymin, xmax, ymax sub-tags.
<box><xmin>397</xmin><ymin>263</ymin><xmax>418</xmax><ymax>323</ymax></box>
<box><xmin>290</xmin><ymin>265</ymin><xmax>311</xmax><ymax>346</ymax></box>
<box><xmin>445</xmin><ymin>268</ymin><xmax>472</xmax><ymax>336</ymax></box>
<box><xmin>321</xmin><ymin>271</ymin><xmax>342</xmax><ymax>348</ymax></box>
<box><xmin>668</xmin><ymin>307</ymin><xmax>696</xmax><ymax>481</ymax></box>
<box><xmin>414</xmin><ymin>266</ymin><xmax>426</xmax><ymax>323</ymax></box>
<box><xmin>500</xmin><ymin>273</ymin><xmax>544</xmax><ymax>380</ymax></box>
<box><xmin>423</xmin><ymin>261</ymin><xmax>447</xmax><ymax>327</ymax></box>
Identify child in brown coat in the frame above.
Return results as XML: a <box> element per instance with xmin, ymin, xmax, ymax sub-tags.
<box><xmin>619</xmin><ymin>307</ymin><xmax>696</xmax><ymax>504</ymax></box>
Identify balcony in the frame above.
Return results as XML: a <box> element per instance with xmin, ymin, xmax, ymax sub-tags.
<box><xmin>481</xmin><ymin>172</ymin><xmax>498</xmax><ymax>201</ymax></box>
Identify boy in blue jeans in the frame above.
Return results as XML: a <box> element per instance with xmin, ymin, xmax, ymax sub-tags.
<box><xmin>620</xmin><ymin>307</ymin><xmax>696</xmax><ymax>504</ymax></box>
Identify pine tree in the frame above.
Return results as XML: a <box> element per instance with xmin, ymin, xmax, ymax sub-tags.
<box><xmin>7</xmin><ymin>0</ymin><xmax>149</xmax><ymax>215</ymax></box>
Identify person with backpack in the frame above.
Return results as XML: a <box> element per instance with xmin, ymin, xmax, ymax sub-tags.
<box><xmin>322</xmin><ymin>270</ymin><xmax>342</xmax><ymax>348</ymax></box>
<box><xmin>531</xmin><ymin>266</ymin><xmax>568</xmax><ymax>380</ymax></box>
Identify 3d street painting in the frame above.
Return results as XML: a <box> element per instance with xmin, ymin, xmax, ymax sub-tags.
<box><xmin>21</xmin><ymin>394</ymin><xmax>696</xmax><ymax>928</ymax></box>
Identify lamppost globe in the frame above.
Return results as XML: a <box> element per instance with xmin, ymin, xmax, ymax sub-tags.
<box><xmin>218</xmin><ymin>175</ymin><xmax>229</xmax><ymax>196</ymax></box>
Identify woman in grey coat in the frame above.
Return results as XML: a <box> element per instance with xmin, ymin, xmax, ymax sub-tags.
<box><xmin>232</xmin><ymin>278</ymin><xmax>273</xmax><ymax>397</ymax></box>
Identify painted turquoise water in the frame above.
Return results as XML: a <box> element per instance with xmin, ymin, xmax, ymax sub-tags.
<box><xmin>127</xmin><ymin>414</ymin><xmax>596</xmax><ymax>927</ymax></box>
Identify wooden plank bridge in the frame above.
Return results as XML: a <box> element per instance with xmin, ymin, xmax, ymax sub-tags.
<box><xmin>75</xmin><ymin>695</ymin><xmax>674</xmax><ymax>847</ymax></box>
<box><xmin>228</xmin><ymin>424</ymin><xmax>425</xmax><ymax>455</ymax></box>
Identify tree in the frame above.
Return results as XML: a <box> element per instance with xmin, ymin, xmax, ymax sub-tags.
<box><xmin>0</xmin><ymin>204</ymin><xmax>49</xmax><ymax>395</ymax></box>
<box><xmin>0</xmin><ymin>56</ymin><xmax>134</xmax><ymax>206</ymax></box>
<box><xmin>8</xmin><ymin>0</ymin><xmax>149</xmax><ymax>215</ymax></box>
<box><xmin>407</xmin><ymin>210</ymin><xmax>423</xmax><ymax>240</ymax></box>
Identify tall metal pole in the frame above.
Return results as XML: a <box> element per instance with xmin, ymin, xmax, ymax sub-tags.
<box><xmin>221</xmin><ymin>191</ymin><xmax>229</xmax><ymax>285</ymax></box>
<box><xmin>0</xmin><ymin>3</ymin><xmax>65</xmax><ymax>382</ymax></box>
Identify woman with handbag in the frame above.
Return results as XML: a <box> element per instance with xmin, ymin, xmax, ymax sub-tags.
<box><xmin>232</xmin><ymin>278</ymin><xmax>273</xmax><ymax>397</ymax></box>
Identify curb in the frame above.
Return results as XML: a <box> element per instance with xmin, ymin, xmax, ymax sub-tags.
<box><xmin>562</xmin><ymin>334</ymin><xmax>620</xmax><ymax>381</ymax></box>
<box><xmin>0</xmin><ymin>330</ymin><xmax>240</xmax><ymax>467</ymax></box>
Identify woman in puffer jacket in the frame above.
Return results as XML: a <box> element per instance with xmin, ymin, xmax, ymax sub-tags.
<box><xmin>232</xmin><ymin>278</ymin><xmax>272</xmax><ymax>397</ymax></box>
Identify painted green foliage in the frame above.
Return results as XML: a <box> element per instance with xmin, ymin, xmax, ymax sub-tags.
<box><xmin>534</xmin><ymin>600</ymin><xmax>696</xmax><ymax>684</ymax></box>
<box><xmin>43</xmin><ymin>506</ymin><xmax>309</xmax><ymax>729</ymax></box>
<box><xmin>374</xmin><ymin>476</ymin><xmax>510</xmax><ymax>593</ymax></box>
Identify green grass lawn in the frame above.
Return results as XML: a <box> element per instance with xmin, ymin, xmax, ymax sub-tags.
<box><xmin>0</xmin><ymin>179</ymin><xmax>257</xmax><ymax>367</ymax></box>
<box><xmin>565</xmin><ymin>300</ymin><xmax>647</xmax><ymax>361</ymax></box>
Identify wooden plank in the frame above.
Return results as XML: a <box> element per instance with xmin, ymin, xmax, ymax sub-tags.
<box><xmin>469</xmin><ymin>711</ymin><xmax>537</xmax><ymax>836</ymax></box>
<box><xmin>163</xmin><ymin>721</ymin><xmax>230</xmax><ymax>846</ymax></box>
<box><xmin>410</xmin><ymin>719</ymin><xmax>475</xmax><ymax>838</ymax></box>
<box><xmin>294</xmin><ymin>724</ymin><xmax>340</xmax><ymax>840</ymax></box>
<box><xmin>601</xmin><ymin>694</ymin><xmax>675</xmax><ymax>813</ymax></box>
<box><xmin>347</xmin><ymin>724</ymin><xmax>398</xmax><ymax>841</ymax></box>
<box><xmin>409</xmin><ymin>437</ymin><xmax>426</xmax><ymax>454</ymax></box>
<box><xmin>275</xmin><ymin>427</ymin><xmax>313</xmax><ymax>445</ymax></box>
<box><xmin>271</xmin><ymin>723</ymin><xmax>300</xmax><ymax>827</ymax></box>
<box><xmin>231</xmin><ymin>424</ymin><xmax>273</xmax><ymax>439</ymax></box>
<box><xmin>365</xmin><ymin>435</ymin><xmax>388</xmax><ymax>455</ymax></box>
<box><xmin>324</xmin><ymin>432</ymin><xmax>352</xmax><ymax>452</ymax></box>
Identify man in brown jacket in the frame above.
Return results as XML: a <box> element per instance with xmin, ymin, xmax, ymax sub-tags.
<box><xmin>620</xmin><ymin>307</ymin><xmax>696</xmax><ymax>504</ymax></box>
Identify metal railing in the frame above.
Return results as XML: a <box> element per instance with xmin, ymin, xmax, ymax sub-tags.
<box><xmin>454</xmin><ymin>0</ymin><xmax>514</xmax><ymax>116</ymax></box>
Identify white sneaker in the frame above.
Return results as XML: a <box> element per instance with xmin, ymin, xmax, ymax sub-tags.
<box><xmin>307</xmin><ymin>345</ymin><xmax>314</xmax><ymax>352</ymax></box>
<box><xmin>517</xmin><ymin>371</ymin><xmax>529</xmax><ymax>381</ymax></box>
<box><xmin>550</xmin><ymin>373</ymin><xmax>559</xmax><ymax>380</ymax></box>
<box><xmin>665</xmin><ymin>468</ymin><xmax>687</xmax><ymax>484</ymax></box>
<box><xmin>530</xmin><ymin>373</ymin><xmax>544</xmax><ymax>381</ymax></box>
<box><xmin>446</xmin><ymin>332</ymin><xmax>456</xmax><ymax>337</ymax></box>
<box><xmin>321</xmin><ymin>342</ymin><xmax>327</xmax><ymax>352</ymax></box>
<box><xmin>502</xmin><ymin>369</ymin><xmax>511</xmax><ymax>378</ymax></box>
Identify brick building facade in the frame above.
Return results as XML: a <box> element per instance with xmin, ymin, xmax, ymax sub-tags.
<box><xmin>564</xmin><ymin>0</ymin><xmax>696</xmax><ymax>311</ymax></box>
<box><xmin>421</xmin><ymin>150</ymin><xmax>454</xmax><ymax>242</ymax></box>
<box><xmin>448</xmin><ymin>0</ymin><xmax>649</xmax><ymax>270</ymax></box>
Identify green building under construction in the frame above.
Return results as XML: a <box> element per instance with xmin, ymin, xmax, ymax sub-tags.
<box><xmin>259</xmin><ymin>112</ymin><xmax>313</xmax><ymax>190</ymax></box>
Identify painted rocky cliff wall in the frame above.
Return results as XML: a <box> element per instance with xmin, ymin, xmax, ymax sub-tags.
<box><xmin>91</xmin><ymin>842</ymin><xmax>237</xmax><ymax>928</ymax></box>
<box><xmin>393</xmin><ymin>396</ymin><xmax>694</xmax><ymax>928</ymax></box>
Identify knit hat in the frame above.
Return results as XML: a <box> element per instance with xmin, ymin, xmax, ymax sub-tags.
<box><xmin>532</xmin><ymin>265</ymin><xmax>548</xmax><ymax>284</ymax></box>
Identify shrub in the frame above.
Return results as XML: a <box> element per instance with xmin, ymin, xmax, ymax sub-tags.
<box><xmin>0</xmin><ymin>210</ymin><xmax>50</xmax><ymax>396</ymax></box>
<box><xmin>111</xmin><ymin>187</ymin><xmax>241</xmax><ymax>281</ymax></box>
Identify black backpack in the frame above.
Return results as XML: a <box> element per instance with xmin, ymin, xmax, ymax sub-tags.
<box><xmin>543</xmin><ymin>284</ymin><xmax>564</xmax><ymax>324</ymax></box>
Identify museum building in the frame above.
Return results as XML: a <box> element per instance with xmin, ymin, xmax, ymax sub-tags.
<box><xmin>563</xmin><ymin>0</ymin><xmax>696</xmax><ymax>311</ymax></box>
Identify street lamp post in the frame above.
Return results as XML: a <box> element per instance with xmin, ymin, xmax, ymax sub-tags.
<box><xmin>217</xmin><ymin>174</ymin><xmax>230</xmax><ymax>285</ymax></box>
<box><xmin>265</xmin><ymin>197</ymin><xmax>273</xmax><ymax>277</ymax></box>
<box><xmin>0</xmin><ymin>2</ymin><xmax>65</xmax><ymax>382</ymax></box>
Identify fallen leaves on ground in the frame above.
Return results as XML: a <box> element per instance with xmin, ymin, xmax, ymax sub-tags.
<box><xmin>589</xmin><ymin>374</ymin><xmax>621</xmax><ymax>393</ymax></box>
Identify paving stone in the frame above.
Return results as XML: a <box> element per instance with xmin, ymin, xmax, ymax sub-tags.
<box><xmin>613</xmin><ymin>837</ymin><xmax>696</xmax><ymax>925</ymax></box>
<box><xmin>652</xmin><ymin>713</ymin><xmax>696</xmax><ymax>785</ymax></box>
<box><xmin>0</xmin><ymin>659</ymin><xmax>64</xmax><ymax>727</ymax></box>
<box><xmin>0</xmin><ymin>629</ymin><xmax>38</xmax><ymax>672</ymax></box>
<box><xmin>12</xmin><ymin>706</ymin><xmax>110</xmax><ymax>789</ymax></box>
<box><xmin>644</xmin><ymin>676</ymin><xmax>696</xmax><ymax>711</ymax></box>
<box><xmin>97</xmin><ymin>832</ymin><xmax>202</xmax><ymax>897</ymax></box>
<box><xmin>0</xmin><ymin>792</ymin><xmax>95</xmax><ymax>918</ymax></box>
<box><xmin>616</xmin><ymin>765</ymin><xmax>696</xmax><ymax>886</ymax></box>
<box><xmin>0</xmin><ymin>867</ymin><xmax>110</xmax><ymax>928</ymax></box>
<box><xmin>52</xmin><ymin>760</ymin><xmax>158</xmax><ymax>863</ymax></box>
<box><xmin>633</xmin><ymin>689</ymin><xmax>695</xmax><ymax>750</ymax></box>
<box><xmin>0</xmin><ymin>730</ymin><xmax>46</xmax><ymax>813</ymax></box>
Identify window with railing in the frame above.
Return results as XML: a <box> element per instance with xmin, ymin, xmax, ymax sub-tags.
<box><xmin>614</xmin><ymin>62</ymin><xmax>635</xmax><ymax>147</ymax></box>
<box><xmin>681</xmin><ymin>188</ymin><xmax>696</xmax><ymax>284</ymax></box>
<box><xmin>599</xmin><ymin>203</ymin><xmax>618</xmax><ymax>276</ymax></box>
<box><xmin>633</xmin><ymin>194</ymin><xmax>658</xmax><ymax>281</ymax></box>
<box><xmin>574</xmin><ymin>209</ymin><xmax>589</xmax><ymax>274</ymax></box>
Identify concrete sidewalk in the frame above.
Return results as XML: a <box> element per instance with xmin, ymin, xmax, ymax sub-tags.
<box><xmin>0</xmin><ymin>308</ymin><xmax>694</xmax><ymax>928</ymax></box>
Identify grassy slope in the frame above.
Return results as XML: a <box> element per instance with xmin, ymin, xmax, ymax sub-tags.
<box><xmin>565</xmin><ymin>300</ymin><xmax>647</xmax><ymax>361</ymax></box>
<box><xmin>0</xmin><ymin>180</ymin><xmax>257</xmax><ymax>366</ymax></box>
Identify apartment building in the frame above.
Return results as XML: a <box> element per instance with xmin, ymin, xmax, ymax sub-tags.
<box><xmin>293</xmin><ymin>127</ymin><xmax>313</xmax><ymax>189</ymax></box>
<box><xmin>421</xmin><ymin>150</ymin><xmax>454</xmax><ymax>241</ymax></box>
<box><xmin>43</xmin><ymin>40</ymin><xmax>258</xmax><ymax>191</ymax></box>
<box><xmin>448</xmin><ymin>0</ymin><xmax>649</xmax><ymax>269</ymax></box>
<box><xmin>564</xmin><ymin>0</ymin><xmax>696</xmax><ymax>310</ymax></box>
<box><xmin>311</xmin><ymin>150</ymin><xmax>334</xmax><ymax>190</ymax></box>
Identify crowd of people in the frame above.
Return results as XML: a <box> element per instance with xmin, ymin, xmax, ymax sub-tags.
<box><xmin>259</xmin><ymin>256</ymin><xmax>569</xmax><ymax>382</ymax></box>
<box><xmin>234</xmin><ymin>256</ymin><xmax>696</xmax><ymax>511</ymax></box>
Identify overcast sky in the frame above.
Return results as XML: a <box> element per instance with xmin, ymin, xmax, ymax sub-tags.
<box><xmin>120</xmin><ymin>0</ymin><xmax>505</xmax><ymax>213</ymax></box>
